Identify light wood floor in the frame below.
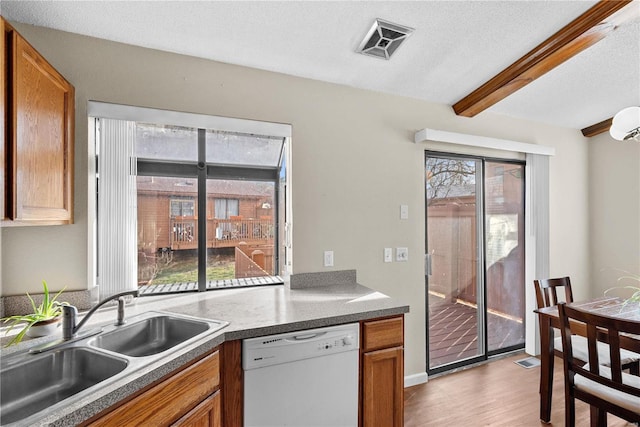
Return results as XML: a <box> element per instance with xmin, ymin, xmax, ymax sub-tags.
<box><xmin>404</xmin><ymin>352</ymin><xmax>635</xmax><ymax>426</ymax></box>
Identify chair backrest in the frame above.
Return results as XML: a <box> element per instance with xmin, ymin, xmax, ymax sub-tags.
<box><xmin>533</xmin><ymin>277</ymin><xmax>574</xmax><ymax>309</ymax></box>
<box><xmin>558</xmin><ymin>303</ymin><xmax>640</xmax><ymax>421</ymax></box>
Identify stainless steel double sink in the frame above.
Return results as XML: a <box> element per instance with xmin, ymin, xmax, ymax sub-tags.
<box><xmin>0</xmin><ymin>311</ymin><xmax>228</xmax><ymax>426</ymax></box>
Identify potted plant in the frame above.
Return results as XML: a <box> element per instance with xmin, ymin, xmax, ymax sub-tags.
<box><xmin>2</xmin><ymin>280</ymin><xmax>68</xmax><ymax>346</ymax></box>
<box><xmin>604</xmin><ymin>270</ymin><xmax>640</xmax><ymax>306</ymax></box>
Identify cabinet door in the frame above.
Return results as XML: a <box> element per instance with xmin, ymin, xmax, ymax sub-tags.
<box><xmin>89</xmin><ymin>351</ymin><xmax>220</xmax><ymax>427</ymax></box>
<box><xmin>362</xmin><ymin>347</ymin><xmax>404</xmax><ymax>427</ymax></box>
<box><xmin>8</xmin><ymin>29</ymin><xmax>74</xmax><ymax>224</ymax></box>
<box><xmin>172</xmin><ymin>391</ymin><xmax>221</xmax><ymax>427</ymax></box>
<box><xmin>362</xmin><ymin>316</ymin><xmax>404</xmax><ymax>352</ymax></box>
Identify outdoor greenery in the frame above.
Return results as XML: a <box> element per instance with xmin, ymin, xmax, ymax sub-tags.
<box><xmin>145</xmin><ymin>251</ymin><xmax>236</xmax><ymax>285</ymax></box>
<box><xmin>154</xmin><ymin>263</ymin><xmax>235</xmax><ymax>284</ymax></box>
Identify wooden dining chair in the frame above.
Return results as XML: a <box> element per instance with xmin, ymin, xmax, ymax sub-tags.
<box><xmin>558</xmin><ymin>303</ymin><xmax>640</xmax><ymax>426</ymax></box>
<box><xmin>534</xmin><ymin>277</ymin><xmax>574</xmax><ymax>310</ymax></box>
<box><xmin>534</xmin><ymin>277</ymin><xmax>639</xmax><ymax>374</ymax></box>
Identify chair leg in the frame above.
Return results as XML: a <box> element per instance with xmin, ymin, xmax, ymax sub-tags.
<box><xmin>589</xmin><ymin>406</ymin><xmax>606</xmax><ymax>427</ymax></box>
<box><xmin>598</xmin><ymin>411</ymin><xmax>607</xmax><ymax>427</ymax></box>
<box><xmin>629</xmin><ymin>361</ymin><xmax>639</xmax><ymax>376</ymax></box>
<box><xmin>539</xmin><ymin>351</ymin><xmax>555</xmax><ymax>422</ymax></box>
<box><xmin>590</xmin><ymin>406</ymin><xmax>598</xmax><ymax>427</ymax></box>
<box><xmin>565</xmin><ymin>389</ymin><xmax>575</xmax><ymax>427</ymax></box>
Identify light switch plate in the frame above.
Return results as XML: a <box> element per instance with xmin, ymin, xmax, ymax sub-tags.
<box><xmin>396</xmin><ymin>247</ymin><xmax>408</xmax><ymax>262</ymax></box>
<box><xmin>400</xmin><ymin>204</ymin><xmax>409</xmax><ymax>220</ymax></box>
<box><xmin>324</xmin><ymin>251</ymin><xmax>334</xmax><ymax>267</ymax></box>
<box><xmin>384</xmin><ymin>248</ymin><xmax>393</xmax><ymax>263</ymax></box>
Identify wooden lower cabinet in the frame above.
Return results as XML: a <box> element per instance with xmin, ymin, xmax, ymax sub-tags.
<box><xmin>88</xmin><ymin>350</ymin><xmax>220</xmax><ymax>427</ymax></box>
<box><xmin>220</xmin><ymin>340</ymin><xmax>243</xmax><ymax>427</ymax></box>
<box><xmin>361</xmin><ymin>316</ymin><xmax>404</xmax><ymax>427</ymax></box>
<box><xmin>172</xmin><ymin>391</ymin><xmax>220</xmax><ymax>427</ymax></box>
<box><xmin>362</xmin><ymin>347</ymin><xmax>404</xmax><ymax>427</ymax></box>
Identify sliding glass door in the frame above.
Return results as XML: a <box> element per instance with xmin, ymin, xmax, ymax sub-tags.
<box><xmin>484</xmin><ymin>161</ymin><xmax>525</xmax><ymax>353</ymax></box>
<box><xmin>426</xmin><ymin>153</ymin><xmax>525</xmax><ymax>373</ymax></box>
<box><xmin>426</xmin><ymin>156</ymin><xmax>484</xmax><ymax>371</ymax></box>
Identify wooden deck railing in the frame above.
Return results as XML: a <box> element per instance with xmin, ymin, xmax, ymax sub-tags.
<box><xmin>170</xmin><ymin>218</ymin><xmax>274</xmax><ymax>250</ymax></box>
<box><xmin>171</xmin><ymin>220</ymin><xmax>196</xmax><ymax>248</ymax></box>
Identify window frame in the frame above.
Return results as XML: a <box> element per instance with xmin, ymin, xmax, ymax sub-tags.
<box><xmin>170</xmin><ymin>197</ymin><xmax>196</xmax><ymax>218</ymax></box>
<box><xmin>136</xmin><ymin>129</ymin><xmax>284</xmax><ymax>292</ymax></box>
<box><xmin>214</xmin><ymin>198</ymin><xmax>240</xmax><ymax>219</ymax></box>
<box><xmin>89</xmin><ymin>102</ymin><xmax>292</xmax><ymax>295</ymax></box>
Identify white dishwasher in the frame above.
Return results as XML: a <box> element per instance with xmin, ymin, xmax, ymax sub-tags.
<box><xmin>243</xmin><ymin>323</ymin><xmax>360</xmax><ymax>427</ymax></box>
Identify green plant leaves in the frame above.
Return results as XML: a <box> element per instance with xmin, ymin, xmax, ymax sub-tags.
<box><xmin>1</xmin><ymin>280</ymin><xmax>68</xmax><ymax>346</ymax></box>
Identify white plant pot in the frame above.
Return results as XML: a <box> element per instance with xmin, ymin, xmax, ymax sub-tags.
<box><xmin>26</xmin><ymin>317</ymin><xmax>62</xmax><ymax>338</ymax></box>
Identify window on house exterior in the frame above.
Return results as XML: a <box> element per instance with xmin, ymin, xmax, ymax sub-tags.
<box><xmin>170</xmin><ymin>198</ymin><xmax>195</xmax><ymax>217</ymax></box>
<box><xmin>91</xmin><ymin>105</ymin><xmax>291</xmax><ymax>298</ymax></box>
<box><xmin>214</xmin><ymin>198</ymin><xmax>239</xmax><ymax>219</ymax></box>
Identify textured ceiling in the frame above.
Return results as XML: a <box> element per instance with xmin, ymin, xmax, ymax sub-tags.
<box><xmin>2</xmin><ymin>0</ymin><xmax>639</xmax><ymax>130</ymax></box>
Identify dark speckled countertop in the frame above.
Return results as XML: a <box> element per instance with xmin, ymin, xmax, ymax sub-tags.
<box><xmin>0</xmin><ymin>282</ymin><xmax>409</xmax><ymax>426</ymax></box>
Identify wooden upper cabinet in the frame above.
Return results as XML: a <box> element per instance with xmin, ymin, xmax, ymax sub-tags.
<box><xmin>2</xmin><ymin>18</ymin><xmax>74</xmax><ymax>226</ymax></box>
<box><xmin>1</xmin><ymin>18</ymin><xmax>5</xmax><ymax>222</ymax></box>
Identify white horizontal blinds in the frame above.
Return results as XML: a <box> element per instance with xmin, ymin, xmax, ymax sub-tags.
<box><xmin>98</xmin><ymin>119</ymin><xmax>137</xmax><ymax>299</ymax></box>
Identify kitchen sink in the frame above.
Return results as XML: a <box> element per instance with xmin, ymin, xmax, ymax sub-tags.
<box><xmin>89</xmin><ymin>314</ymin><xmax>214</xmax><ymax>357</ymax></box>
<box><xmin>0</xmin><ymin>347</ymin><xmax>127</xmax><ymax>425</ymax></box>
<box><xmin>0</xmin><ymin>311</ymin><xmax>228</xmax><ymax>425</ymax></box>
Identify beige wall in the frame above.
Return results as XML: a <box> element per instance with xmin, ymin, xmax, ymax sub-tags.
<box><xmin>1</xmin><ymin>23</ymin><xmax>597</xmax><ymax>377</ymax></box>
<box><xmin>588</xmin><ymin>132</ymin><xmax>640</xmax><ymax>297</ymax></box>
<box><xmin>548</xmin><ymin>132</ymin><xmax>593</xmax><ymax>301</ymax></box>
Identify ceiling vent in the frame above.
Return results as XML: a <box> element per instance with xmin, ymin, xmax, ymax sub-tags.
<box><xmin>357</xmin><ymin>19</ymin><xmax>414</xmax><ymax>60</ymax></box>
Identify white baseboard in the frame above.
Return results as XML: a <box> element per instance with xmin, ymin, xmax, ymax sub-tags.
<box><xmin>404</xmin><ymin>372</ymin><xmax>428</xmax><ymax>388</ymax></box>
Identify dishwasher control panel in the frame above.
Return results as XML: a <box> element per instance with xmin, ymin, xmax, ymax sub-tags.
<box><xmin>243</xmin><ymin>323</ymin><xmax>360</xmax><ymax>370</ymax></box>
<box><xmin>317</xmin><ymin>335</ymin><xmax>353</xmax><ymax>351</ymax></box>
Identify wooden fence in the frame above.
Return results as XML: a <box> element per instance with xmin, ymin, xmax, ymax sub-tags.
<box><xmin>235</xmin><ymin>247</ymin><xmax>270</xmax><ymax>278</ymax></box>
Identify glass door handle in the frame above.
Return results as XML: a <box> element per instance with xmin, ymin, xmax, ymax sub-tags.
<box><xmin>425</xmin><ymin>253</ymin><xmax>432</xmax><ymax>276</ymax></box>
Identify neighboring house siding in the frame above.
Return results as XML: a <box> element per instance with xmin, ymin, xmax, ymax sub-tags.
<box><xmin>138</xmin><ymin>194</ymin><xmax>173</xmax><ymax>251</ymax></box>
<box><xmin>138</xmin><ymin>191</ymin><xmax>271</xmax><ymax>253</ymax></box>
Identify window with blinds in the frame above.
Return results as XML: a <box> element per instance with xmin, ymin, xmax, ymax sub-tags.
<box><xmin>91</xmin><ymin>104</ymin><xmax>291</xmax><ymax>298</ymax></box>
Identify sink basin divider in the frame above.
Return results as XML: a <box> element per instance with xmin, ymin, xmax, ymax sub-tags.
<box><xmin>28</xmin><ymin>327</ymin><xmax>104</xmax><ymax>354</ymax></box>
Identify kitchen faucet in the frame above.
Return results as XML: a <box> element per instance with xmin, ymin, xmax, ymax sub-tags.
<box><xmin>62</xmin><ymin>290</ymin><xmax>139</xmax><ymax>340</ymax></box>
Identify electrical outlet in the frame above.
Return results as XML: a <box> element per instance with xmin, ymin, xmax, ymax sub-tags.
<box><xmin>396</xmin><ymin>247</ymin><xmax>408</xmax><ymax>262</ymax></box>
<box><xmin>384</xmin><ymin>248</ymin><xmax>393</xmax><ymax>263</ymax></box>
<box><xmin>324</xmin><ymin>251</ymin><xmax>334</xmax><ymax>267</ymax></box>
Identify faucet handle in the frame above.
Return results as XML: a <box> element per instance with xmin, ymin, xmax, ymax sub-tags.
<box><xmin>62</xmin><ymin>305</ymin><xmax>78</xmax><ymax>340</ymax></box>
<box><xmin>62</xmin><ymin>304</ymin><xmax>78</xmax><ymax>321</ymax></box>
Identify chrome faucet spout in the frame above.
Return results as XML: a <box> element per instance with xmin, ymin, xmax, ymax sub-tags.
<box><xmin>62</xmin><ymin>290</ymin><xmax>138</xmax><ymax>340</ymax></box>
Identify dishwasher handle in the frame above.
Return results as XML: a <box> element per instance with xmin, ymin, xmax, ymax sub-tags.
<box><xmin>291</xmin><ymin>331</ymin><xmax>327</xmax><ymax>341</ymax></box>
